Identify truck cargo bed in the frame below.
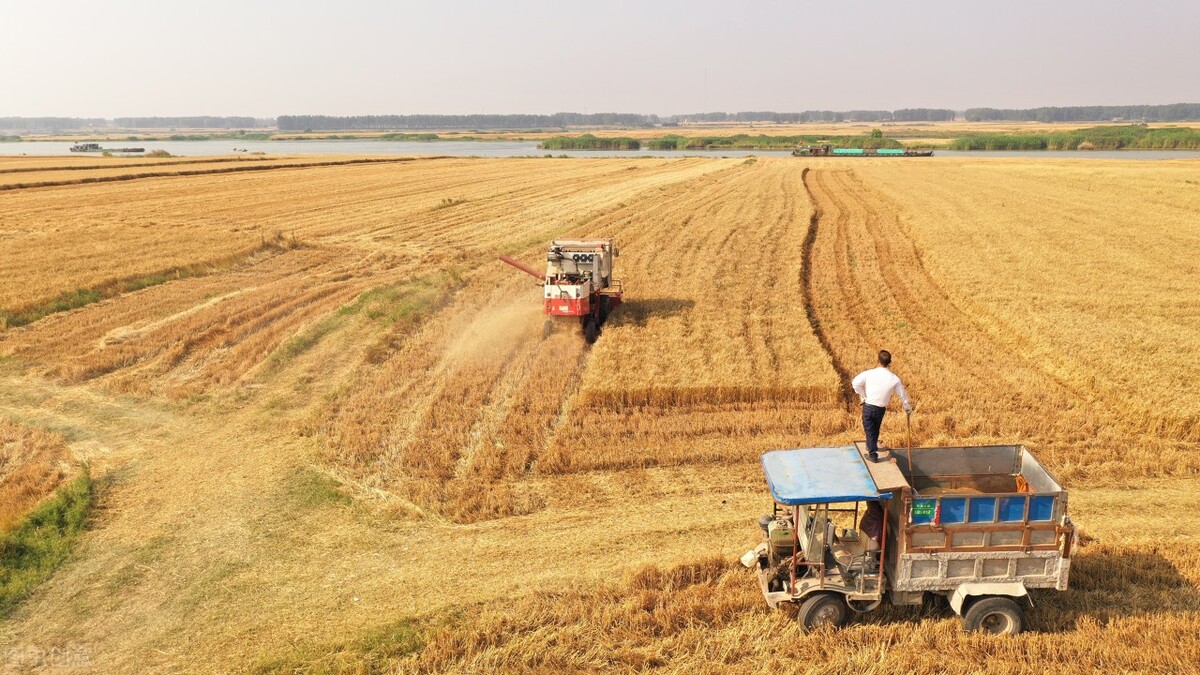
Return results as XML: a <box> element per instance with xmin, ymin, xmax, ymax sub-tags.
<box><xmin>854</xmin><ymin>443</ymin><xmax>1076</xmax><ymax>595</ymax></box>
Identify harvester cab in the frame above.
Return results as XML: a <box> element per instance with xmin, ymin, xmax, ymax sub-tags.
<box><xmin>545</xmin><ymin>240</ymin><xmax>614</xmax><ymax>288</ymax></box>
<box><xmin>500</xmin><ymin>239</ymin><xmax>623</xmax><ymax>343</ymax></box>
<box><xmin>742</xmin><ymin>447</ymin><xmax>891</xmax><ymax>630</ymax></box>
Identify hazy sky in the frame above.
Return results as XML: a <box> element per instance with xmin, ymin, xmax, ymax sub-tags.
<box><xmin>4</xmin><ymin>0</ymin><xmax>1198</xmax><ymax>117</ymax></box>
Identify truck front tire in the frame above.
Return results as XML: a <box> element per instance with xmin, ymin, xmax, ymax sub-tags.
<box><xmin>961</xmin><ymin>596</ymin><xmax>1024</xmax><ymax>635</ymax></box>
<box><xmin>796</xmin><ymin>593</ymin><xmax>849</xmax><ymax>631</ymax></box>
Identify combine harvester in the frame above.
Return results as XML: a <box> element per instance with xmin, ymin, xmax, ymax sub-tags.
<box><xmin>742</xmin><ymin>442</ymin><xmax>1077</xmax><ymax>634</ymax></box>
<box><xmin>792</xmin><ymin>145</ymin><xmax>933</xmax><ymax>157</ymax></box>
<box><xmin>500</xmin><ymin>239</ymin><xmax>623</xmax><ymax>343</ymax></box>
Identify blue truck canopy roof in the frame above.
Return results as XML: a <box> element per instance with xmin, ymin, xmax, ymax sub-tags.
<box><xmin>761</xmin><ymin>447</ymin><xmax>892</xmax><ymax>505</ymax></box>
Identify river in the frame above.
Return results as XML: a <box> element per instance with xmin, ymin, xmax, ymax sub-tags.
<box><xmin>2</xmin><ymin>139</ymin><xmax>1199</xmax><ymax>160</ymax></box>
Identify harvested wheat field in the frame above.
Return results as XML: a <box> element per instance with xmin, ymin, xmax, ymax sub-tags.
<box><xmin>0</xmin><ymin>155</ymin><xmax>1198</xmax><ymax>673</ymax></box>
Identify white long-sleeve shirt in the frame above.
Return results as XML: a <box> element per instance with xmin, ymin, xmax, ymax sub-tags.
<box><xmin>852</xmin><ymin>367</ymin><xmax>911</xmax><ymax>411</ymax></box>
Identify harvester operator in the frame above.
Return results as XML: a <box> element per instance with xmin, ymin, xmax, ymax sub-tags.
<box><xmin>852</xmin><ymin>350</ymin><xmax>912</xmax><ymax>463</ymax></box>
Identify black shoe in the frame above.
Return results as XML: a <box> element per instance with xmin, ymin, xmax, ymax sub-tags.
<box><xmin>868</xmin><ymin>453</ymin><xmax>880</xmax><ymax>463</ymax></box>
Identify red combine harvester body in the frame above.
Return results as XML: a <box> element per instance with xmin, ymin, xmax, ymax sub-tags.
<box><xmin>500</xmin><ymin>239</ymin><xmax>623</xmax><ymax>342</ymax></box>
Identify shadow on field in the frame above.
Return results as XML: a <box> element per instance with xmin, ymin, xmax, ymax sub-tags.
<box><xmin>610</xmin><ymin>297</ymin><xmax>695</xmax><ymax>327</ymax></box>
<box><xmin>1028</xmin><ymin>545</ymin><xmax>1199</xmax><ymax>633</ymax></box>
<box><xmin>1069</xmin><ymin>546</ymin><xmax>1193</xmax><ymax>593</ymax></box>
<box><xmin>852</xmin><ymin>544</ymin><xmax>1199</xmax><ymax>634</ymax></box>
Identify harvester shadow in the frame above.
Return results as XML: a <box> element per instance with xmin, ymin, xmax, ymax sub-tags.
<box><xmin>847</xmin><ymin>548</ymin><xmax>1197</xmax><ymax>634</ymax></box>
<box><xmin>609</xmin><ymin>297</ymin><xmax>695</xmax><ymax>327</ymax></box>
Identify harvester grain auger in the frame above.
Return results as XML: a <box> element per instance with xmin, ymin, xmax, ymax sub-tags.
<box><xmin>500</xmin><ymin>239</ymin><xmax>623</xmax><ymax>343</ymax></box>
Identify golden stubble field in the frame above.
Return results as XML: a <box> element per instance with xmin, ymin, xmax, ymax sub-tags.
<box><xmin>0</xmin><ymin>154</ymin><xmax>1198</xmax><ymax>673</ymax></box>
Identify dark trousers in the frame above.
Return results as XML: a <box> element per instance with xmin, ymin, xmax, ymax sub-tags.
<box><xmin>862</xmin><ymin>404</ymin><xmax>886</xmax><ymax>457</ymax></box>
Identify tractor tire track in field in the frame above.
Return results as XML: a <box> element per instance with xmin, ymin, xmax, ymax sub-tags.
<box><xmin>802</xmin><ymin>167</ymin><xmax>1104</xmax><ymax>449</ymax></box>
<box><xmin>546</xmin><ymin>160</ymin><xmax>850</xmax><ymax>475</ymax></box>
<box><xmin>799</xmin><ymin>167</ymin><xmax>854</xmax><ymax>409</ymax></box>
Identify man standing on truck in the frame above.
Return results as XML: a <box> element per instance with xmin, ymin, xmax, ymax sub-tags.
<box><xmin>852</xmin><ymin>350</ymin><xmax>913</xmax><ymax>463</ymax></box>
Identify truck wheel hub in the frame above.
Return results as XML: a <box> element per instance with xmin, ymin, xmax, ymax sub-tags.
<box><xmin>980</xmin><ymin>612</ymin><xmax>1015</xmax><ymax>634</ymax></box>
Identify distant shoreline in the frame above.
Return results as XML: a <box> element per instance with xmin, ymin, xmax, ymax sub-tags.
<box><xmin>7</xmin><ymin>122</ymin><xmax>1200</xmax><ymax>151</ymax></box>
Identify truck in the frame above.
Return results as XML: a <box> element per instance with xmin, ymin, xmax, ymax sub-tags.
<box><xmin>740</xmin><ymin>443</ymin><xmax>1077</xmax><ymax>634</ymax></box>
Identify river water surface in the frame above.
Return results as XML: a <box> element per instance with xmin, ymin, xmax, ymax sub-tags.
<box><xmin>2</xmin><ymin>139</ymin><xmax>1199</xmax><ymax>160</ymax></box>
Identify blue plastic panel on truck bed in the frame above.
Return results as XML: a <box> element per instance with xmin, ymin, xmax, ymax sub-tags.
<box><xmin>761</xmin><ymin>447</ymin><xmax>891</xmax><ymax>505</ymax></box>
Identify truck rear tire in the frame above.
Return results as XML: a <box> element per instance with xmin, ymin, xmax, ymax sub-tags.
<box><xmin>961</xmin><ymin>596</ymin><xmax>1024</xmax><ymax>635</ymax></box>
<box><xmin>796</xmin><ymin>593</ymin><xmax>849</xmax><ymax>631</ymax></box>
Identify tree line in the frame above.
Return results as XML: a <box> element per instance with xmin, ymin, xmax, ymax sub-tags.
<box><xmin>114</xmin><ymin>117</ymin><xmax>270</xmax><ymax>128</ymax></box>
<box><xmin>0</xmin><ymin>116</ymin><xmax>271</xmax><ymax>131</ymax></box>
<box><xmin>672</xmin><ymin>109</ymin><xmax>955</xmax><ymax>123</ymax></box>
<box><xmin>280</xmin><ymin>110</ymin><xmax>959</xmax><ymax>130</ymax></box>
<box><xmin>277</xmin><ymin>113</ymin><xmax>657</xmax><ymax>131</ymax></box>
<box><xmin>964</xmin><ymin>104</ymin><xmax>1200</xmax><ymax>122</ymax></box>
<box><xmin>0</xmin><ymin>117</ymin><xmax>108</xmax><ymax>130</ymax></box>
<box><xmin>675</xmin><ymin>111</ymin><xmax>887</xmax><ymax>123</ymax></box>
<box><xmin>6</xmin><ymin>105</ymin><xmax>1200</xmax><ymax>133</ymax></box>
